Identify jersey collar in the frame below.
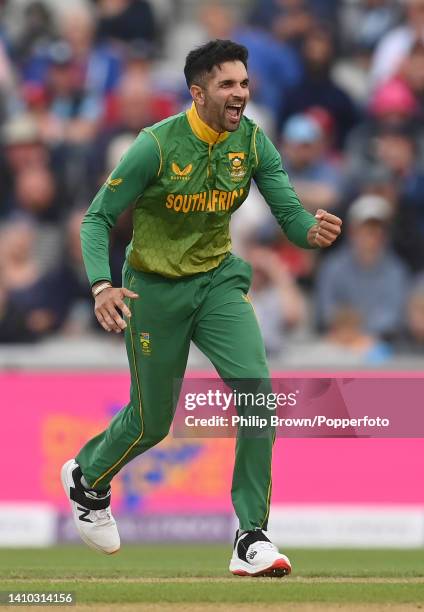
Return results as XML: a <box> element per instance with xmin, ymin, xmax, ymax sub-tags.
<box><xmin>186</xmin><ymin>103</ymin><xmax>229</xmax><ymax>145</ymax></box>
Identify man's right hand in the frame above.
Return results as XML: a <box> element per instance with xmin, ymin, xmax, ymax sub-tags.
<box><xmin>93</xmin><ymin>286</ymin><xmax>139</xmax><ymax>333</ymax></box>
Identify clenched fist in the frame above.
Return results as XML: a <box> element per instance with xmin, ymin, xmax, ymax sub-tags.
<box><xmin>307</xmin><ymin>209</ymin><xmax>342</xmax><ymax>248</ymax></box>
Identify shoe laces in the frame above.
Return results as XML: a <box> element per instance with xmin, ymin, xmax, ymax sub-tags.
<box><xmin>82</xmin><ymin>489</ymin><xmax>112</xmax><ymax>524</ymax></box>
<box><xmin>91</xmin><ymin>508</ymin><xmax>112</xmax><ymax>524</ymax></box>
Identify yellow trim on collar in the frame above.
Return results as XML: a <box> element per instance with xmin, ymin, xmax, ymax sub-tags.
<box><xmin>186</xmin><ymin>103</ymin><xmax>229</xmax><ymax>144</ymax></box>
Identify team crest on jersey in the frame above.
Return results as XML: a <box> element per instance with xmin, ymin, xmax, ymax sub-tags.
<box><xmin>171</xmin><ymin>162</ymin><xmax>193</xmax><ymax>180</ymax></box>
<box><xmin>228</xmin><ymin>152</ymin><xmax>246</xmax><ymax>181</ymax></box>
<box><xmin>140</xmin><ymin>332</ymin><xmax>151</xmax><ymax>356</ymax></box>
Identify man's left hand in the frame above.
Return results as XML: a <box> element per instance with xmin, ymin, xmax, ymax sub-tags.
<box><xmin>307</xmin><ymin>209</ymin><xmax>342</xmax><ymax>248</ymax></box>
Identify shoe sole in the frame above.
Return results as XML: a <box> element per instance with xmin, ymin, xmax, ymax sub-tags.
<box><xmin>230</xmin><ymin>558</ymin><xmax>291</xmax><ymax>578</ymax></box>
<box><xmin>60</xmin><ymin>459</ymin><xmax>120</xmax><ymax>555</ymax></box>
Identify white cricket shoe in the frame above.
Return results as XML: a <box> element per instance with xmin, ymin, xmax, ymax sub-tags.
<box><xmin>229</xmin><ymin>529</ymin><xmax>291</xmax><ymax>577</ymax></box>
<box><xmin>61</xmin><ymin>459</ymin><xmax>120</xmax><ymax>554</ymax></box>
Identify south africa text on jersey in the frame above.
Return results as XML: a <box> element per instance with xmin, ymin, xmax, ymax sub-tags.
<box><xmin>166</xmin><ymin>188</ymin><xmax>245</xmax><ymax>213</ymax></box>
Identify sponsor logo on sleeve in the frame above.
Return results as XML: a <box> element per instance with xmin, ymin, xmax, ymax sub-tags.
<box><xmin>106</xmin><ymin>177</ymin><xmax>124</xmax><ymax>192</ymax></box>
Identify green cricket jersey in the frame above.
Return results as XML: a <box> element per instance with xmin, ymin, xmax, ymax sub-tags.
<box><xmin>81</xmin><ymin>103</ymin><xmax>317</xmax><ymax>283</ymax></box>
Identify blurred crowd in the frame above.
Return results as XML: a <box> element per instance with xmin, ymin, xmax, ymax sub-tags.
<box><xmin>1</xmin><ymin>0</ymin><xmax>424</xmax><ymax>366</ymax></box>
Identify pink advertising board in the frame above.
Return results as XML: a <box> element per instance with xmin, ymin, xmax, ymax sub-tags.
<box><xmin>2</xmin><ymin>371</ymin><xmax>424</xmax><ymax>513</ymax></box>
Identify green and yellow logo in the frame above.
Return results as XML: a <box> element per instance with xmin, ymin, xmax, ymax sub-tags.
<box><xmin>228</xmin><ymin>152</ymin><xmax>246</xmax><ymax>181</ymax></box>
<box><xmin>171</xmin><ymin>162</ymin><xmax>193</xmax><ymax>180</ymax></box>
<box><xmin>106</xmin><ymin>176</ymin><xmax>124</xmax><ymax>192</ymax></box>
<box><xmin>140</xmin><ymin>332</ymin><xmax>151</xmax><ymax>356</ymax></box>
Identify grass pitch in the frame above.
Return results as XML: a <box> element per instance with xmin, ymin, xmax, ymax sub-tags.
<box><xmin>1</xmin><ymin>545</ymin><xmax>424</xmax><ymax>610</ymax></box>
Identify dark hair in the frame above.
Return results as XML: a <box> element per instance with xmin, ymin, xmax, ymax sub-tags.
<box><xmin>184</xmin><ymin>39</ymin><xmax>248</xmax><ymax>88</ymax></box>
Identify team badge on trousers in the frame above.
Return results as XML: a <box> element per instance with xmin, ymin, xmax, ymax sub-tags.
<box><xmin>140</xmin><ymin>332</ymin><xmax>151</xmax><ymax>355</ymax></box>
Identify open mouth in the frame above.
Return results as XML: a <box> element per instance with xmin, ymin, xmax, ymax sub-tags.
<box><xmin>226</xmin><ymin>103</ymin><xmax>243</xmax><ymax>122</ymax></box>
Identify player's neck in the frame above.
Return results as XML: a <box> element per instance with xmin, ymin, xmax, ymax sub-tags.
<box><xmin>195</xmin><ymin>104</ymin><xmax>222</xmax><ymax>133</ymax></box>
<box><xmin>187</xmin><ymin>103</ymin><xmax>229</xmax><ymax>145</ymax></box>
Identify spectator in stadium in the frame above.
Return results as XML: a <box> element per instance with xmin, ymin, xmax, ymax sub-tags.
<box><xmin>370</xmin><ymin>77</ymin><xmax>420</xmax><ymax>127</ymax></box>
<box><xmin>89</xmin><ymin>64</ymin><xmax>175</xmax><ymax>189</ymax></box>
<box><xmin>316</xmin><ymin>194</ymin><xmax>409</xmax><ymax>341</ymax></box>
<box><xmin>348</xmin><ymin>119</ymin><xmax>424</xmax><ymax>271</ymax></box>
<box><xmin>0</xmin><ymin>220</ymin><xmax>58</xmax><ymax>338</ymax></box>
<box><xmin>20</xmin><ymin>81</ymin><xmax>64</xmax><ymax>146</ymax></box>
<box><xmin>399</xmin><ymin>40</ymin><xmax>424</xmax><ymax>119</ymax></box>
<box><xmin>322</xmin><ymin>305</ymin><xmax>392</xmax><ymax>365</ymax></box>
<box><xmin>229</xmin><ymin>6</ymin><xmax>303</xmax><ymax>120</ymax></box>
<box><xmin>399</xmin><ymin>276</ymin><xmax>424</xmax><ymax>352</ymax></box>
<box><xmin>0</xmin><ymin>114</ymin><xmax>54</xmax><ymax>218</ymax></box>
<box><xmin>40</xmin><ymin>41</ymin><xmax>103</xmax><ymax>145</ymax></box>
<box><xmin>385</xmin><ymin>127</ymin><xmax>424</xmax><ymax>271</ymax></box>
<box><xmin>370</xmin><ymin>0</ymin><xmax>424</xmax><ymax>88</ymax></box>
<box><xmin>279</xmin><ymin>25</ymin><xmax>360</xmax><ymax>149</ymax></box>
<box><xmin>0</xmin><ymin>28</ymin><xmax>17</xmax><ymax>125</ymax></box>
<box><xmin>345</xmin><ymin>78</ymin><xmax>420</xmax><ymax>176</ymax></box>
<box><xmin>280</xmin><ymin>113</ymin><xmax>343</xmax><ymax>213</ymax></box>
<box><xmin>341</xmin><ymin>0</ymin><xmax>401</xmax><ymax>56</ymax></box>
<box><xmin>84</xmin><ymin>39</ymin><xmax>176</xmax><ymax>199</ymax></box>
<box><xmin>12</xmin><ymin>163</ymin><xmax>61</xmax><ymax>223</ymax></box>
<box><xmin>14</xmin><ymin>1</ymin><xmax>57</xmax><ymax>67</ymax></box>
<box><xmin>374</xmin><ymin>121</ymin><xmax>424</xmax><ymax>191</ymax></box>
<box><xmin>249</xmin><ymin>0</ymin><xmax>317</xmax><ymax>49</ymax></box>
<box><xmin>32</xmin><ymin>208</ymin><xmax>99</xmax><ymax>335</ymax></box>
<box><xmin>0</xmin><ymin>277</ymin><xmax>36</xmax><ymax>343</ymax></box>
<box><xmin>0</xmin><ymin>210</ymin><xmax>98</xmax><ymax>340</ymax></box>
<box><xmin>247</xmin><ymin>242</ymin><xmax>307</xmax><ymax>357</ymax></box>
<box><xmin>235</xmin><ymin>209</ymin><xmax>316</xmax><ymax>287</ymax></box>
<box><xmin>357</xmin><ymin>164</ymin><xmax>398</xmax><ymax>205</ymax></box>
<box><xmin>335</xmin><ymin>2</ymin><xmax>402</xmax><ymax>105</ymax></box>
<box><xmin>22</xmin><ymin>3</ymin><xmax>122</xmax><ymax>97</ymax></box>
<box><xmin>332</xmin><ymin>43</ymin><xmax>374</xmax><ymax>107</ymax></box>
<box><xmin>103</xmin><ymin>39</ymin><xmax>177</xmax><ymax>132</ymax></box>
<box><xmin>0</xmin><ymin>220</ymin><xmax>41</xmax><ymax>296</ymax></box>
<box><xmin>20</xmin><ymin>39</ymin><xmax>106</xmax><ymax>205</ymax></box>
<box><xmin>340</xmin><ymin>163</ymin><xmax>398</xmax><ymax>230</ymax></box>
<box><xmin>0</xmin><ymin>109</ymin><xmax>76</xmax><ymax>221</ymax></box>
<box><xmin>95</xmin><ymin>0</ymin><xmax>157</xmax><ymax>48</ymax></box>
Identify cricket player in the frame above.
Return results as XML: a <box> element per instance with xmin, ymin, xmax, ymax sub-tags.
<box><xmin>62</xmin><ymin>40</ymin><xmax>342</xmax><ymax>577</ymax></box>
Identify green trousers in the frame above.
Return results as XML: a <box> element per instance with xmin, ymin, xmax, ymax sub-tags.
<box><xmin>76</xmin><ymin>254</ymin><xmax>275</xmax><ymax>530</ymax></box>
